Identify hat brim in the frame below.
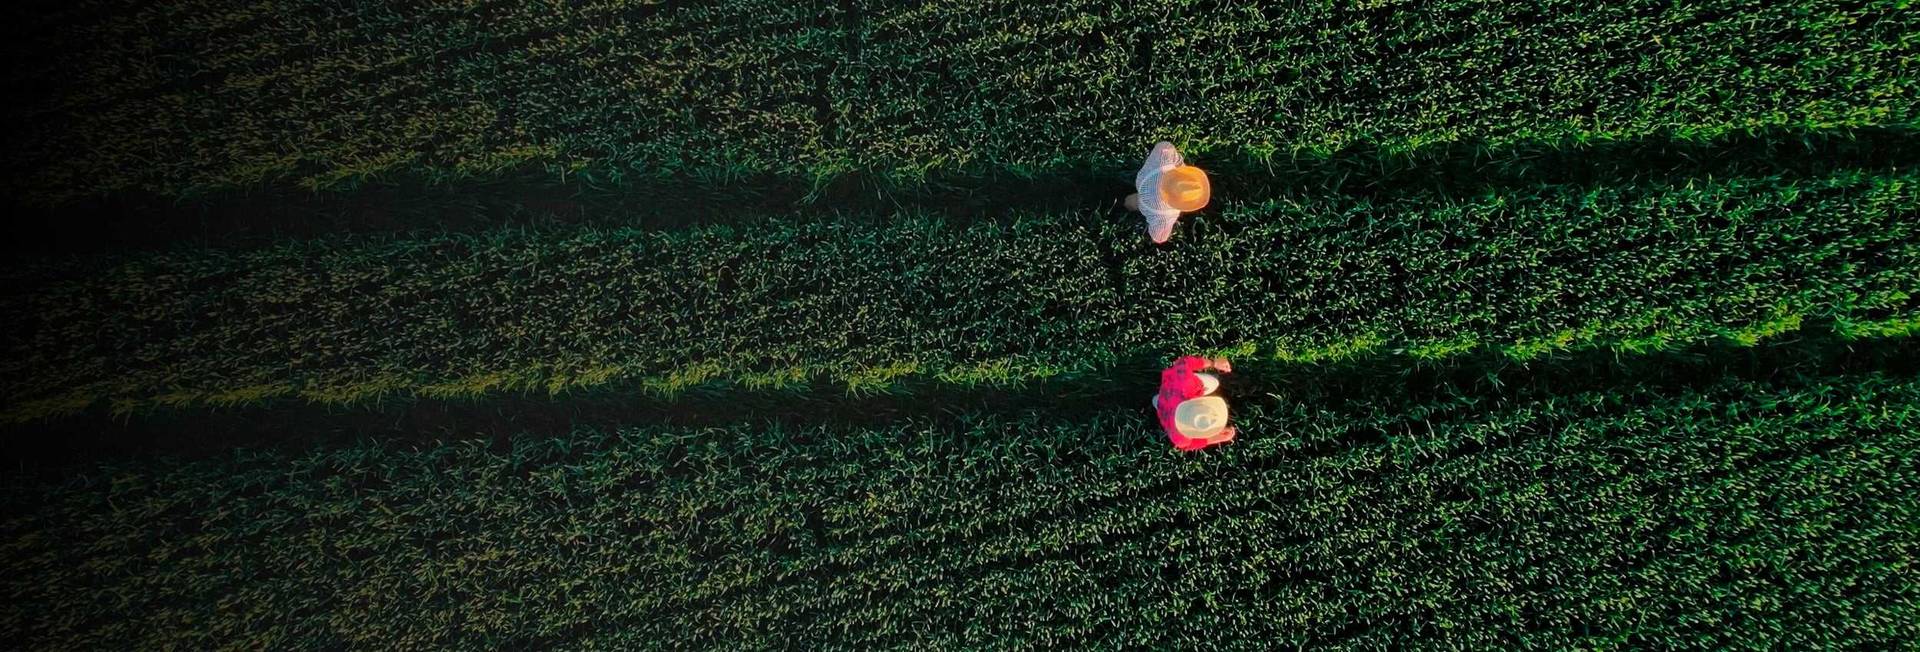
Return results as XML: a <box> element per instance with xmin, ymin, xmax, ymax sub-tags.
<box><xmin>1174</xmin><ymin>396</ymin><xmax>1229</xmax><ymax>439</ymax></box>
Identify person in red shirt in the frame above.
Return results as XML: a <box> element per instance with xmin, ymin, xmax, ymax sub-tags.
<box><xmin>1154</xmin><ymin>355</ymin><xmax>1237</xmax><ymax>451</ymax></box>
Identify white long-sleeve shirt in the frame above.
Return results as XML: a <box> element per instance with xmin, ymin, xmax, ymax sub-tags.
<box><xmin>1135</xmin><ymin>141</ymin><xmax>1184</xmax><ymax>243</ymax></box>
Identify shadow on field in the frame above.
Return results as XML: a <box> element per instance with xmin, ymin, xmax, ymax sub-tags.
<box><xmin>5</xmin><ymin>324</ymin><xmax>1915</xmax><ymax>478</ymax></box>
<box><xmin>6</xmin><ymin>127</ymin><xmax>1916</xmax><ymax>255</ymax></box>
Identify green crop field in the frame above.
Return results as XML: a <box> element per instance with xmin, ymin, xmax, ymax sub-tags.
<box><xmin>1</xmin><ymin>0</ymin><xmax>1916</xmax><ymax>648</ymax></box>
<box><xmin>3</xmin><ymin>0</ymin><xmax>1915</xmax><ymax>201</ymax></box>
<box><xmin>6</xmin><ymin>339</ymin><xmax>1918</xmax><ymax>648</ymax></box>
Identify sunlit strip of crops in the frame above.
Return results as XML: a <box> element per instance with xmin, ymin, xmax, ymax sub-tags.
<box><xmin>838</xmin><ymin>0</ymin><xmax>1920</xmax><ymax>176</ymax></box>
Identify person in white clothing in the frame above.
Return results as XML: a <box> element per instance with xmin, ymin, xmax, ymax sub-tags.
<box><xmin>1124</xmin><ymin>141</ymin><xmax>1212</xmax><ymax>244</ymax></box>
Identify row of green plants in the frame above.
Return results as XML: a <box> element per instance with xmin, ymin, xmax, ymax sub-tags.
<box><xmin>6</xmin><ymin>0</ymin><xmax>1914</xmax><ymax>201</ymax></box>
<box><xmin>4</xmin><ymin>351</ymin><xmax>1913</xmax><ymax>648</ymax></box>
<box><xmin>5</xmin><ymin>167</ymin><xmax>1914</xmax><ymax>421</ymax></box>
<box><xmin>837</xmin><ymin>0</ymin><xmax>1919</xmax><ymax>177</ymax></box>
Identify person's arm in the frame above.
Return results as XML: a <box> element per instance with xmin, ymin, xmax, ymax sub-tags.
<box><xmin>1169</xmin><ymin>355</ymin><xmax>1211</xmax><ymax>373</ymax></box>
<box><xmin>1144</xmin><ymin>141</ymin><xmax>1183</xmax><ymax>171</ymax></box>
<box><xmin>1164</xmin><ymin>355</ymin><xmax>1231</xmax><ymax>383</ymax></box>
<box><xmin>1203</xmin><ymin>357</ymin><xmax>1236</xmax><ymax>445</ymax></box>
<box><xmin>1186</xmin><ymin>356</ymin><xmax>1231</xmax><ymax>374</ymax></box>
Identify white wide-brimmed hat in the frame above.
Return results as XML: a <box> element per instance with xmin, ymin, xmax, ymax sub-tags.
<box><xmin>1174</xmin><ymin>396</ymin><xmax>1229</xmax><ymax>439</ymax></box>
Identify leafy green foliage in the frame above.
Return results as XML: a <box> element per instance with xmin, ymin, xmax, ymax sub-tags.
<box><xmin>3</xmin><ymin>367</ymin><xmax>1915</xmax><ymax>648</ymax></box>
<box><xmin>4</xmin><ymin>169</ymin><xmax>1915</xmax><ymax>420</ymax></box>
<box><xmin>3</xmin><ymin>0</ymin><xmax>1914</xmax><ymax>201</ymax></box>
<box><xmin>1</xmin><ymin>2</ymin><xmax>1914</xmax><ymax>648</ymax></box>
<box><xmin>838</xmin><ymin>0</ymin><xmax>1920</xmax><ymax>176</ymax></box>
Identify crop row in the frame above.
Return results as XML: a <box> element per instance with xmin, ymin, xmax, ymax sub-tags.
<box><xmin>3</xmin><ymin>361</ymin><xmax>1914</xmax><ymax>648</ymax></box>
<box><xmin>4</xmin><ymin>168</ymin><xmax>1915</xmax><ymax>421</ymax></box>
<box><xmin>4</xmin><ymin>0</ymin><xmax>1915</xmax><ymax>201</ymax></box>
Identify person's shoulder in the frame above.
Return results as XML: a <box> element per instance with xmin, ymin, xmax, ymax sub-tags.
<box><xmin>1150</xmin><ymin>142</ymin><xmax>1183</xmax><ymax>166</ymax></box>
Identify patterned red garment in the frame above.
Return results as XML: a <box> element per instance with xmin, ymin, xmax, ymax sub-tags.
<box><xmin>1154</xmin><ymin>355</ymin><xmax>1229</xmax><ymax>450</ymax></box>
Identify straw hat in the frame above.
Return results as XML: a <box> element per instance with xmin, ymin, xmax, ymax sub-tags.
<box><xmin>1157</xmin><ymin>165</ymin><xmax>1211</xmax><ymax>212</ymax></box>
<box><xmin>1174</xmin><ymin>396</ymin><xmax>1229</xmax><ymax>439</ymax></box>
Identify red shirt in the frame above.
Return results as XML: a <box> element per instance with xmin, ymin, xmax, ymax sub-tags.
<box><xmin>1155</xmin><ymin>356</ymin><xmax>1222</xmax><ymax>451</ymax></box>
